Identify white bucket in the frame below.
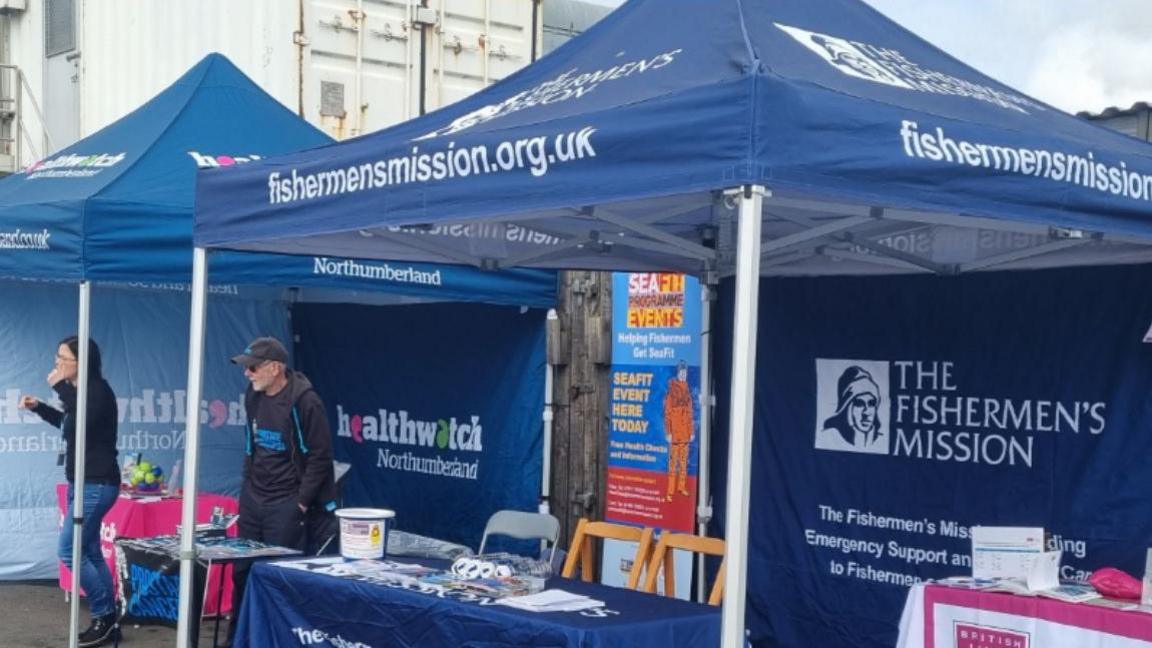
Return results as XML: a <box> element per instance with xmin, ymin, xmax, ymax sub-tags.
<box><xmin>335</xmin><ymin>508</ymin><xmax>395</xmax><ymax>560</ymax></box>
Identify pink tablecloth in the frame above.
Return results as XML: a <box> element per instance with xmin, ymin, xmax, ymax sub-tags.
<box><xmin>897</xmin><ymin>583</ymin><xmax>1152</xmax><ymax>648</ymax></box>
<box><xmin>55</xmin><ymin>484</ymin><xmax>238</xmax><ymax>616</ymax></box>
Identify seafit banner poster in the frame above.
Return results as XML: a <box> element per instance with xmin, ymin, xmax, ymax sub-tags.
<box><xmin>710</xmin><ymin>266</ymin><xmax>1152</xmax><ymax>648</ymax></box>
<box><xmin>606</xmin><ymin>272</ymin><xmax>702</xmax><ymax>532</ymax></box>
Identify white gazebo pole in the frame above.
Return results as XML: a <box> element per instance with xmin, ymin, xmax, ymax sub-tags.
<box><xmin>538</xmin><ymin>309</ymin><xmax>557</xmax><ymax>560</ymax></box>
<box><xmin>176</xmin><ymin>247</ymin><xmax>209</xmax><ymax>648</ymax></box>
<box><xmin>695</xmin><ymin>281</ymin><xmax>714</xmax><ymax>603</ymax></box>
<box><xmin>540</xmin><ymin>309</ymin><xmax>557</xmax><ymax>514</ymax></box>
<box><xmin>68</xmin><ymin>280</ymin><xmax>92</xmax><ymax>648</ymax></box>
<box><xmin>720</xmin><ymin>185</ymin><xmax>764</xmax><ymax>647</ymax></box>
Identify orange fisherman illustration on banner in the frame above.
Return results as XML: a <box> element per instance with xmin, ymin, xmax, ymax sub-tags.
<box><xmin>664</xmin><ymin>360</ymin><xmax>694</xmax><ymax>501</ymax></box>
<box><xmin>606</xmin><ymin>272</ymin><xmax>701</xmax><ymax>534</ymax></box>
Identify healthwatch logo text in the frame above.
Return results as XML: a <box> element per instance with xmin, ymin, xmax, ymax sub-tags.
<box><xmin>335</xmin><ymin>404</ymin><xmax>483</xmax><ymax>452</ymax></box>
<box><xmin>335</xmin><ymin>404</ymin><xmax>483</xmax><ymax>481</ymax></box>
<box><xmin>23</xmin><ymin>152</ymin><xmax>126</xmax><ymax>179</ymax></box>
<box><xmin>187</xmin><ymin>151</ymin><xmax>263</xmax><ymax>168</ymax></box>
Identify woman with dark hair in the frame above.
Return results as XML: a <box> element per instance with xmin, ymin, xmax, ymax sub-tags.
<box><xmin>19</xmin><ymin>336</ymin><xmax>121</xmax><ymax>647</ymax></box>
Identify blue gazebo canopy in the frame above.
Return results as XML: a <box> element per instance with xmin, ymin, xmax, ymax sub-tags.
<box><xmin>187</xmin><ymin>2</ymin><xmax>1152</xmax><ymax>645</ymax></box>
<box><xmin>0</xmin><ymin>53</ymin><xmax>553</xmax><ymax>306</ymax></box>
<box><xmin>194</xmin><ymin>0</ymin><xmax>1152</xmax><ymax>277</ymax></box>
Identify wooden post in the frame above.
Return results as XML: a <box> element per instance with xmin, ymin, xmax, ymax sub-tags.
<box><xmin>550</xmin><ymin>270</ymin><xmax>612</xmax><ymax>550</ymax></box>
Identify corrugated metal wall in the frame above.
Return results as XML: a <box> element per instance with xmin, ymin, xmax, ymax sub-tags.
<box><xmin>0</xmin><ymin>0</ymin><xmax>630</xmax><ymax>163</ymax></box>
<box><xmin>542</xmin><ymin>0</ymin><xmax>612</xmax><ymax>53</ymax></box>
<box><xmin>303</xmin><ymin>0</ymin><xmax>536</xmax><ymax>138</ymax></box>
<box><xmin>4</xmin><ymin>0</ymin><xmax>540</xmax><ymax>156</ymax></box>
<box><xmin>80</xmin><ymin>0</ymin><xmax>297</xmax><ymax>136</ymax></box>
<box><xmin>1086</xmin><ymin>110</ymin><xmax>1152</xmax><ymax>141</ymax></box>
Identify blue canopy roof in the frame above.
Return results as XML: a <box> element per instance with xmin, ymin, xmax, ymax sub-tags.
<box><xmin>184</xmin><ymin>4</ymin><xmax>1152</xmax><ymax>643</ymax></box>
<box><xmin>195</xmin><ymin>0</ymin><xmax>1152</xmax><ymax>276</ymax></box>
<box><xmin>0</xmin><ymin>53</ymin><xmax>554</xmax><ymax>306</ymax></box>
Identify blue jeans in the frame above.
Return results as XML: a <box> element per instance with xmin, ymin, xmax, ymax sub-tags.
<box><xmin>59</xmin><ymin>482</ymin><xmax>119</xmax><ymax>617</ymax></box>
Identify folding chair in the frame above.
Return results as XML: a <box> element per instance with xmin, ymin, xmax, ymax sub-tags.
<box><xmin>477</xmin><ymin>510</ymin><xmax>561</xmax><ymax>562</ymax></box>
<box><xmin>561</xmin><ymin>518</ymin><xmax>654</xmax><ymax>589</ymax></box>
<box><xmin>643</xmin><ymin>532</ymin><xmax>727</xmax><ymax>606</ymax></box>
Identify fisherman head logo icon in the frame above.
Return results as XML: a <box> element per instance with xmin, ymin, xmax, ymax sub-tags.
<box><xmin>815</xmin><ymin>359</ymin><xmax>890</xmax><ymax>455</ymax></box>
<box><xmin>810</xmin><ymin>34</ymin><xmax>892</xmax><ymax>83</ymax></box>
<box><xmin>774</xmin><ymin>23</ymin><xmax>913</xmax><ymax>89</ymax></box>
<box><xmin>415</xmin><ymin>102</ymin><xmax>508</xmax><ymax>140</ymax></box>
<box><xmin>827</xmin><ymin>366</ymin><xmax>881</xmax><ymax>440</ymax></box>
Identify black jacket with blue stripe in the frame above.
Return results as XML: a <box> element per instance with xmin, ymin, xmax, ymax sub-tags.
<box><xmin>242</xmin><ymin>370</ymin><xmax>337</xmax><ymax>512</ymax></box>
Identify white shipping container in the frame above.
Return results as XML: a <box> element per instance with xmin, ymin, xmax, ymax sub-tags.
<box><xmin>0</xmin><ymin>0</ymin><xmax>541</xmax><ymax>168</ymax></box>
<box><xmin>304</xmin><ymin>0</ymin><xmax>538</xmax><ymax>138</ymax></box>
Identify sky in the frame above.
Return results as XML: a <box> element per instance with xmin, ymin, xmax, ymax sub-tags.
<box><xmin>581</xmin><ymin>0</ymin><xmax>1152</xmax><ymax>115</ymax></box>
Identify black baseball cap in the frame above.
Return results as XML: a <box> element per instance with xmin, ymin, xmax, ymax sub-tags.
<box><xmin>231</xmin><ymin>337</ymin><xmax>289</xmax><ymax>367</ymax></box>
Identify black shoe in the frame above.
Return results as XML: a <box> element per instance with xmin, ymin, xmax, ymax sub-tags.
<box><xmin>78</xmin><ymin>614</ymin><xmax>120</xmax><ymax>648</ymax></box>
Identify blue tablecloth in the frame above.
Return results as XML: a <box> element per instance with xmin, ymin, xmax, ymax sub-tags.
<box><xmin>235</xmin><ymin>558</ymin><xmax>721</xmax><ymax>647</ymax></box>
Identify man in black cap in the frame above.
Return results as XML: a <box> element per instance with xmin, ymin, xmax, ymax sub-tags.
<box><xmin>224</xmin><ymin>336</ymin><xmax>338</xmax><ymax>645</ymax></box>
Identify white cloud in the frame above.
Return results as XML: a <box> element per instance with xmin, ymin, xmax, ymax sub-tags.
<box><xmin>865</xmin><ymin>0</ymin><xmax>1152</xmax><ymax>113</ymax></box>
<box><xmin>1022</xmin><ymin>3</ymin><xmax>1152</xmax><ymax>112</ymax></box>
<box><xmin>582</xmin><ymin>0</ymin><xmax>1151</xmax><ymax>113</ymax></box>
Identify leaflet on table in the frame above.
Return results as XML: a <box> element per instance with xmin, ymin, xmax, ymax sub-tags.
<box><xmin>116</xmin><ymin>534</ymin><xmax>301</xmax><ymax>559</ymax></box>
<box><xmin>936</xmin><ymin>575</ymin><xmax>1100</xmax><ymax>603</ymax></box>
<box><xmin>177</xmin><ymin>509</ymin><xmax>239</xmax><ymax>538</ymax></box>
<box><xmin>275</xmin><ymin>557</ymin><xmax>436</xmax><ymax>579</ymax></box>
<box><xmin>971</xmin><ymin>526</ymin><xmax>1045</xmax><ymax>579</ymax></box>
<box><xmin>934</xmin><ymin>576</ymin><xmax>1002</xmax><ymax>590</ymax></box>
<box><xmin>960</xmin><ymin>578</ymin><xmax>1100</xmax><ymax>602</ymax></box>
<box><xmin>209</xmin><ymin>506</ymin><xmax>239</xmax><ymax>529</ymax></box>
<box><xmin>1036</xmin><ymin>583</ymin><xmax>1101</xmax><ymax>603</ymax></box>
<box><xmin>272</xmin><ymin>557</ymin><xmax>543</xmax><ymax>597</ymax></box>
<box><xmin>124</xmin><ymin>494</ymin><xmax>164</xmax><ymax>502</ymax></box>
<box><xmin>196</xmin><ymin>537</ymin><xmax>303</xmax><ymax>560</ymax></box>
<box><xmin>273</xmin><ymin>556</ymin><xmax>345</xmax><ymax>570</ymax></box>
<box><xmin>421</xmin><ymin>572</ymin><xmax>542</xmax><ymax>597</ymax></box>
<box><xmin>1026</xmin><ymin>550</ymin><xmax>1061</xmax><ymax>591</ymax></box>
<box><xmin>494</xmin><ymin>589</ymin><xmax>605</xmax><ymax>613</ymax></box>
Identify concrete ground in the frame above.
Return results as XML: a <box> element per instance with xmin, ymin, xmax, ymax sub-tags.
<box><xmin>0</xmin><ymin>580</ymin><xmax>224</xmax><ymax>647</ymax></box>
